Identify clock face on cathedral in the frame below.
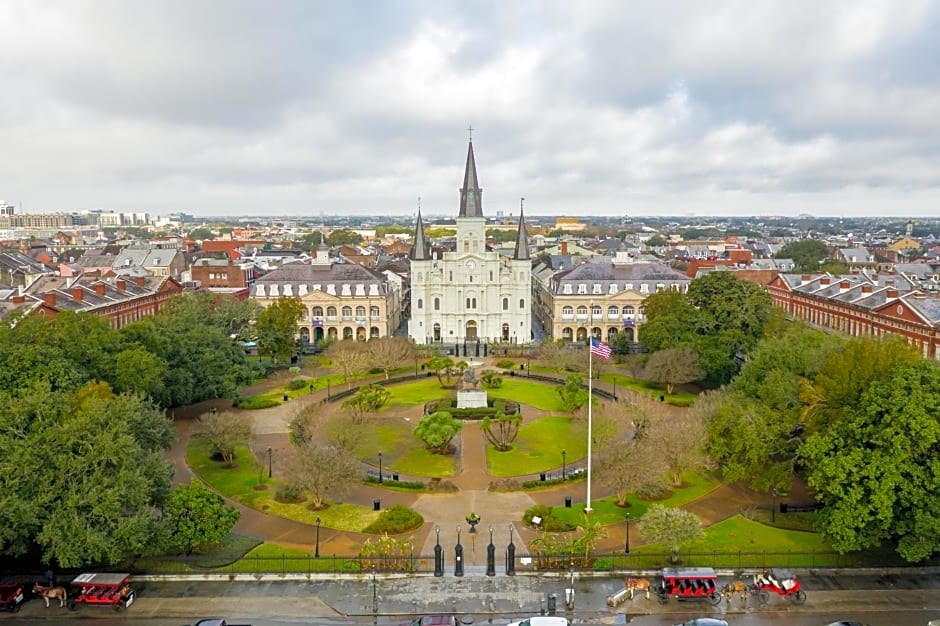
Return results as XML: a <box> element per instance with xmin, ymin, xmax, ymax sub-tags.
<box><xmin>466</xmin><ymin>260</ymin><xmax>476</xmax><ymax>270</ymax></box>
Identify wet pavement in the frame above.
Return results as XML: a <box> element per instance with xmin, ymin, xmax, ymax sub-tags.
<box><xmin>4</xmin><ymin>571</ymin><xmax>939</xmax><ymax>623</ymax></box>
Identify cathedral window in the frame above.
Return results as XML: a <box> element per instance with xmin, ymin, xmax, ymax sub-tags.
<box><xmin>472</xmin><ymin>298</ymin><xmax>477</xmax><ymax>308</ymax></box>
<box><xmin>434</xmin><ymin>297</ymin><xmax>440</xmax><ymax>311</ymax></box>
<box><xmin>417</xmin><ymin>272</ymin><xmax>423</xmax><ymax>281</ymax></box>
<box><xmin>472</xmin><ymin>241</ymin><xmax>478</xmax><ymax>251</ymax></box>
<box><xmin>417</xmin><ymin>299</ymin><xmax>423</xmax><ymax>310</ymax></box>
<box><xmin>449</xmin><ymin>271</ymin><xmax>453</xmax><ymax>282</ymax></box>
<box><xmin>519</xmin><ymin>298</ymin><xmax>525</xmax><ymax>309</ymax></box>
<box><xmin>464</xmin><ymin>242</ymin><xmax>470</xmax><ymax>252</ymax></box>
<box><xmin>489</xmin><ymin>271</ymin><xmax>493</xmax><ymax>281</ymax></box>
<box><xmin>502</xmin><ymin>297</ymin><xmax>509</xmax><ymax>311</ymax></box>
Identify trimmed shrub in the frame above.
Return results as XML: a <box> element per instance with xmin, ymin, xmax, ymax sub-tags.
<box><xmin>235</xmin><ymin>396</ymin><xmax>281</xmax><ymax>410</ymax></box>
<box><xmin>274</xmin><ymin>484</ymin><xmax>305</xmax><ymax>503</ymax></box>
<box><xmin>495</xmin><ymin>359</ymin><xmax>515</xmax><ymax>369</ymax></box>
<box><xmin>362</xmin><ymin>505</ymin><xmax>424</xmax><ymax>534</ymax></box>
<box><xmin>288</xmin><ymin>378</ymin><xmax>307</xmax><ymax>390</ymax></box>
<box><xmin>365</xmin><ymin>476</ymin><xmax>425</xmax><ymax>490</ymax></box>
<box><xmin>522</xmin><ymin>504</ymin><xmax>575</xmax><ymax>532</ymax></box>
<box><xmin>637</xmin><ymin>480</ymin><xmax>671</xmax><ymax>500</ymax></box>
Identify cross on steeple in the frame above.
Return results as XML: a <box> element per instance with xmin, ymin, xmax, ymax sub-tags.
<box><xmin>466</xmin><ymin>124</ymin><xmax>473</xmax><ymax>141</ymax></box>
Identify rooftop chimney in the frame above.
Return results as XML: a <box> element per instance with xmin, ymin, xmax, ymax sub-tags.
<box><xmin>820</xmin><ymin>277</ymin><xmax>830</xmax><ymax>286</ymax></box>
<box><xmin>886</xmin><ymin>289</ymin><xmax>899</xmax><ymax>299</ymax></box>
<box><xmin>561</xmin><ymin>240</ymin><xmax>569</xmax><ymax>256</ymax></box>
<box><xmin>43</xmin><ymin>293</ymin><xmax>56</xmax><ymax>306</ymax></box>
<box><xmin>116</xmin><ymin>279</ymin><xmax>126</xmax><ymax>291</ymax></box>
<box><xmin>801</xmin><ymin>274</ymin><xmax>811</xmax><ymax>284</ymax></box>
<box><xmin>861</xmin><ymin>284</ymin><xmax>873</xmax><ymax>293</ymax></box>
<box><xmin>135</xmin><ymin>276</ymin><xmax>146</xmax><ymax>287</ymax></box>
<box><xmin>12</xmin><ymin>294</ymin><xmax>25</xmax><ymax>304</ymax></box>
<box><xmin>72</xmin><ymin>288</ymin><xmax>83</xmax><ymax>301</ymax></box>
<box><xmin>95</xmin><ymin>283</ymin><xmax>106</xmax><ymax>296</ymax></box>
<box><xmin>839</xmin><ymin>280</ymin><xmax>850</xmax><ymax>291</ymax></box>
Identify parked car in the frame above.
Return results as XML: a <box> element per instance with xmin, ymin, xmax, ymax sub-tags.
<box><xmin>675</xmin><ymin>619</ymin><xmax>729</xmax><ymax>626</ymax></box>
<box><xmin>507</xmin><ymin>618</ymin><xmax>570</xmax><ymax>626</ymax></box>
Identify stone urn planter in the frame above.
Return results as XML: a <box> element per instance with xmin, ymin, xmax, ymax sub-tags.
<box><xmin>466</xmin><ymin>513</ymin><xmax>480</xmax><ymax>533</ymax></box>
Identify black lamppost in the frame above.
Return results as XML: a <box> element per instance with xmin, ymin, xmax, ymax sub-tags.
<box><xmin>624</xmin><ymin>512</ymin><xmax>631</xmax><ymax>554</ymax></box>
<box><xmin>455</xmin><ymin>525</ymin><xmax>464</xmax><ymax>577</ymax></box>
<box><xmin>771</xmin><ymin>487</ymin><xmax>778</xmax><ymax>523</ymax></box>
<box><xmin>433</xmin><ymin>526</ymin><xmax>443</xmax><ymax>577</ymax></box>
<box><xmin>486</xmin><ymin>525</ymin><xmax>495</xmax><ymax>577</ymax></box>
<box><xmin>378</xmin><ymin>452</ymin><xmax>383</xmax><ymax>484</ymax></box>
<box><xmin>371</xmin><ymin>563</ymin><xmax>377</xmax><ymax>614</ymax></box>
<box><xmin>414</xmin><ymin>356</ymin><xmax>419</xmax><ymax>379</ymax></box>
<box><xmin>562</xmin><ymin>449</ymin><xmax>567</xmax><ymax>479</ymax></box>
<box><xmin>526</xmin><ymin>355</ymin><xmax>530</xmax><ymax>377</ymax></box>
<box><xmin>506</xmin><ymin>523</ymin><xmax>516</xmax><ymax>576</ymax></box>
<box><xmin>315</xmin><ymin>516</ymin><xmax>321</xmax><ymax>558</ymax></box>
<box><xmin>267</xmin><ymin>447</ymin><xmax>273</xmax><ymax>478</ymax></box>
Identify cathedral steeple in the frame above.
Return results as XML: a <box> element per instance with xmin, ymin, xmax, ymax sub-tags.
<box><xmin>409</xmin><ymin>209</ymin><xmax>430</xmax><ymax>261</ymax></box>
<box><xmin>513</xmin><ymin>201</ymin><xmax>530</xmax><ymax>261</ymax></box>
<box><xmin>458</xmin><ymin>138</ymin><xmax>483</xmax><ymax>218</ymax></box>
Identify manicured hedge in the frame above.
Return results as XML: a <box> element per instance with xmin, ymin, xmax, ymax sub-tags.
<box><xmin>362</xmin><ymin>505</ymin><xmax>424</xmax><ymax>534</ymax></box>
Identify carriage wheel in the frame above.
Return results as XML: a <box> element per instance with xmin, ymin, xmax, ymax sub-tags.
<box><xmin>758</xmin><ymin>589</ymin><xmax>770</xmax><ymax>605</ymax></box>
<box><xmin>792</xmin><ymin>590</ymin><xmax>807</xmax><ymax>605</ymax></box>
<box><xmin>658</xmin><ymin>594</ymin><xmax>668</xmax><ymax>605</ymax></box>
<box><xmin>11</xmin><ymin>603</ymin><xmax>20</xmax><ymax>613</ymax></box>
<box><xmin>708</xmin><ymin>592</ymin><xmax>722</xmax><ymax>606</ymax></box>
<box><xmin>68</xmin><ymin>600</ymin><xmax>76</xmax><ymax>611</ymax></box>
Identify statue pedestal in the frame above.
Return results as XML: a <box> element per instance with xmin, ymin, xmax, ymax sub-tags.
<box><xmin>457</xmin><ymin>390</ymin><xmax>488</xmax><ymax>408</ymax></box>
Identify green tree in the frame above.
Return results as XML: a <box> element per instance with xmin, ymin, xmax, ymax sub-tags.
<box><xmin>481</xmin><ymin>412</ymin><xmax>522</xmax><ymax>451</ymax></box>
<box><xmin>425</xmin><ymin>227</ymin><xmax>456</xmax><ymax>238</ymax></box>
<box><xmin>556</xmin><ymin>374</ymin><xmax>588</xmax><ymax>411</ymax></box>
<box><xmin>255</xmin><ymin>297</ymin><xmax>304</xmax><ymax>367</ymax></box>
<box><xmin>801</xmin><ymin>360</ymin><xmax>940</xmax><ymax>562</ymax></box>
<box><xmin>414</xmin><ymin>411</ymin><xmax>462</xmax><ymax>454</ymax></box>
<box><xmin>777</xmin><ymin>239</ymin><xmax>829</xmax><ymax>272</ymax></box>
<box><xmin>299</xmin><ymin>231</ymin><xmax>324</xmax><ymax>251</ymax></box>
<box><xmin>643</xmin><ymin>346</ymin><xmax>703</xmax><ymax>394</ymax></box>
<box><xmin>638</xmin><ymin>291</ymin><xmax>705</xmax><ymax>354</ymax></box>
<box><xmin>343</xmin><ymin>384</ymin><xmax>391</xmax><ymax>422</ymax></box>
<box><xmin>638</xmin><ymin>505</ymin><xmax>703</xmax><ymax>563</ymax></box>
<box><xmin>189</xmin><ymin>227</ymin><xmax>215</xmax><ymax>240</ymax></box>
<box><xmin>480</xmin><ymin>370</ymin><xmax>503</xmax><ymax>389</ymax></box>
<box><xmin>486</xmin><ymin>229</ymin><xmax>518</xmax><ymax>243</ymax></box>
<box><xmin>645</xmin><ymin>234</ymin><xmax>668</xmax><ymax>247</ymax></box>
<box><xmin>113</xmin><ymin>346</ymin><xmax>167</xmax><ymax>399</ymax></box>
<box><xmin>573</xmin><ymin>512</ymin><xmax>608</xmax><ymax>564</ymax></box>
<box><xmin>595</xmin><ymin>431</ymin><xmax>665</xmax><ymax>505</ymax></box>
<box><xmin>0</xmin><ymin>382</ymin><xmax>174</xmax><ymax>567</ymax></box>
<box><xmin>427</xmin><ymin>356</ymin><xmax>459</xmax><ymax>387</ymax></box>
<box><xmin>326</xmin><ymin>229</ymin><xmax>363</xmax><ymax>246</ymax></box>
<box><xmin>166</xmin><ymin>480</ymin><xmax>239</xmax><ymax>555</ymax></box>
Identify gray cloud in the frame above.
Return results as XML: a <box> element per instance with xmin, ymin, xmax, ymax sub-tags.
<box><xmin>1</xmin><ymin>0</ymin><xmax>939</xmax><ymax>217</ymax></box>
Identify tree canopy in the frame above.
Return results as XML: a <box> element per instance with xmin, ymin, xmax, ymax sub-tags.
<box><xmin>255</xmin><ymin>297</ymin><xmax>304</xmax><ymax>367</ymax></box>
<box><xmin>777</xmin><ymin>239</ymin><xmax>830</xmax><ymax>272</ymax></box>
<box><xmin>326</xmin><ymin>229</ymin><xmax>363</xmax><ymax>246</ymax></box>
<box><xmin>414</xmin><ymin>411</ymin><xmax>462</xmax><ymax>454</ymax></box>
<box><xmin>167</xmin><ymin>480</ymin><xmax>239</xmax><ymax>555</ymax></box>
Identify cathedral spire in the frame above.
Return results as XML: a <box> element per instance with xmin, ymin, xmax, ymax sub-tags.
<box><xmin>410</xmin><ymin>209</ymin><xmax>430</xmax><ymax>261</ymax></box>
<box><xmin>458</xmin><ymin>138</ymin><xmax>483</xmax><ymax>217</ymax></box>
<box><xmin>513</xmin><ymin>200</ymin><xmax>530</xmax><ymax>261</ymax></box>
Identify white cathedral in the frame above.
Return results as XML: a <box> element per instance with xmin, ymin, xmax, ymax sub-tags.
<box><xmin>408</xmin><ymin>140</ymin><xmax>532</xmax><ymax>345</ymax></box>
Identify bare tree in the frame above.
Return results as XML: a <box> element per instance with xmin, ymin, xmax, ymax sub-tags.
<box><xmin>193</xmin><ymin>410</ymin><xmax>252</xmax><ymax>468</ymax></box>
<box><xmin>647</xmin><ymin>408</ymin><xmax>707</xmax><ymax>487</ymax></box>
<box><xmin>290</xmin><ymin>402</ymin><xmax>363</xmax><ymax>454</ymax></box>
<box><xmin>283</xmin><ymin>439</ymin><xmax>362</xmax><ymax>508</ymax></box>
<box><xmin>644</xmin><ymin>346</ymin><xmax>704</xmax><ymax>394</ymax></box>
<box><xmin>595</xmin><ymin>436</ymin><xmax>666</xmax><ymax>505</ymax></box>
<box><xmin>326</xmin><ymin>340</ymin><xmax>370</xmax><ymax>389</ymax></box>
<box><xmin>367</xmin><ymin>336</ymin><xmax>416</xmax><ymax>380</ymax></box>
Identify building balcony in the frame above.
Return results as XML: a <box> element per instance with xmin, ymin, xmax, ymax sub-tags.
<box><xmin>342</xmin><ymin>315</ymin><xmax>353</xmax><ymax>321</ymax></box>
<box><xmin>326</xmin><ymin>315</ymin><xmax>337</xmax><ymax>321</ymax></box>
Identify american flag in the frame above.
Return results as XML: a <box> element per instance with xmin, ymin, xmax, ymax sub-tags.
<box><xmin>590</xmin><ymin>338</ymin><xmax>612</xmax><ymax>359</ymax></box>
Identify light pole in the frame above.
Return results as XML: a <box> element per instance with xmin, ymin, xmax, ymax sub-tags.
<box><xmin>371</xmin><ymin>563</ymin><xmax>377</xmax><ymax>614</ymax></box>
<box><xmin>624</xmin><ymin>512</ymin><xmax>630</xmax><ymax>554</ymax></box>
<box><xmin>378</xmin><ymin>452</ymin><xmax>383</xmax><ymax>484</ymax></box>
<box><xmin>506</xmin><ymin>523</ymin><xmax>516</xmax><ymax>576</ymax></box>
<box><xmin>562</xmin><ymin>449</ymin><xmax>567</xmax><ymax>479</ymax></box>
<box><xmin>486</xmin><ymin>525</ymin><xmax>495</xmax><ymax>577</ymax></box>
<box><xmin>455</xmin><ymin>525</ymin><xmax>464</xmax><ymax>577</ymax></box>
<box><xmin>315</xmin><ymin>516</ymin><xmax>321</xmax><ymax>558</ymax></box>
<box><xmin>267</xmin><ymin>447</ymin><xmax>272</xmax><ymax>478</ymax></box>
<box><xmin>771</xmin><ymin>487</ymin><xmax>778</xmax><ymax>524</ymax></box>
<box><xmin>433</xmin><ymin>526</ymin><xmax>443</xmax><ymax>577</ymax></box>
<box><xmin>414</xmin><ymin>355</ymin><xmax>419</xmax><ymax>379</ymax></box>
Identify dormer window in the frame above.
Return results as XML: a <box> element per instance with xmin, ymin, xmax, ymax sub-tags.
<box><xmin>609</xmin><ymin>284</ymin><xmax>618</xmax><ymax>294</ymax></box>
<box><xmin>592</xmin><ymin>283</ymin><xmax>602</xmax><ymax>294</ymax></box>
<box><xmin>563</xmin><ymin>284</ymin><xmax>572</xmax><ymax>294</ymax></box>
<box><xmin>640</xmin><ymin>284</ymin><xmax>649</xmax><ymax>294</ymax></box>
<box><xmin>578</xmin><ymin>284</ymin><xmax>587</xmax><ymax>294</ymax></box>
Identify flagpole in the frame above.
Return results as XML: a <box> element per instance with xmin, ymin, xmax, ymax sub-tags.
<box><xmin>586</xmin><ymin>328</ymin><xmax>593</xmax><ymax>514</ymax></box>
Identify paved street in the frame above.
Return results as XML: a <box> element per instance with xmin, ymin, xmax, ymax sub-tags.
<box><xmin>3</xmin><ymin>571</ymin><xmax>940</xmax><ymax>624</ymax></box>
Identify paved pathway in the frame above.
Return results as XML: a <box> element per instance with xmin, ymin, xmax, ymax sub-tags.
<box><xmin>166</xmin><ymin>361</ymin><xmax>771</xmax><ymax>562</ymax></box>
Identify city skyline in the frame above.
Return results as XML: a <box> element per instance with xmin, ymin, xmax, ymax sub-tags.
<box><xmin>3</xmin><ymin>1</ymin><xmax>940</xmax><ymax>218</ymax></box>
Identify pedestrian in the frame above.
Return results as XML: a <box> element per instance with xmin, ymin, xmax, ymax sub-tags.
<box><xmin>45</xmin><ymin>569</ymin><xmax>54</xmax><ymax>587</ymax></box>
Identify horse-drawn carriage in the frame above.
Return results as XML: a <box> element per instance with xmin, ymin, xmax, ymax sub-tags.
<box><xmin>0</xmin><ymin>575</ymin><xmax>27</xmax><ymax>612</ymax></box>
<box><xmin>67</xmin><ymin>572</ymin><xmax>136</xmax><ymax>611</ymax></box>
<box><xmin>657</xmin><ymin>567</ymin><xmax>722</xmax><ymax>606</ymax></box>
<box><xmin>751</xmin><ymin>568</ymin><xmax>806</xmax><ymax>604</ymax></box>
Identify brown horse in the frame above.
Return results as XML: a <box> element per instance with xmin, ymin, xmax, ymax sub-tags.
<box><xmin>721</xmin><ymin>581</ymin><xmax>748</xmax><ymax>605</ymax></box>
<box><xmin>32</xmin><ymin>583</ymin><xmax>67</xmax><ymax>608</ymax></box>
<box><xmin>625</xmin><ymin>577</ymin><xmax>651</xmax><ymax>600</ymax></box>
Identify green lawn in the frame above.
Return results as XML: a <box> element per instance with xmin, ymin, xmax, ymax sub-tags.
<box><xmin>353</xmin><ymin>415</ymin><xmax>456</xmax><ymax>478</ymax></box>
<box><xmin>486</xmin><ymin>416</ymin><xmax>585</xmax><ymax>476</ymax></box>
<box><xmin>600</xmin><ymin>373</ymin><xmax>697</xmax><ymax>406</ymax></box>
<box><xmin>186</xmin><ymin>438</ymin><xmax>380</xmax><ymax>531</ymax></box>
<box><xmin>549</xmin><ymin>472</ymin><xmax>720</xmax><ymax>527</ymax></box>
<box><xmin>485</xmin><ymin>378</ymin><xmax>567</xmax><ymax>412</ymax></box>
<box><xmin>383</xmin><ymin>378</ymin><xmax>451</xmax><ymax>409</ymax></box>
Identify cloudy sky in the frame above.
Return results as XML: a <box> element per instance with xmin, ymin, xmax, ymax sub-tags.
<box><xmin>3</xmin><ymin>1</ymin><xmax>940</xmax><ymax>218</ymax></box>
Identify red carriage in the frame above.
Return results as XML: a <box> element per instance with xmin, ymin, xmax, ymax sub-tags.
<box><xmin>67</xmin><ymin>572</ymin><xmax>136</xmax><ymax>611</ymax></box>
<box><xmin>0</xmin><ymin>575</ymin><xmax>27</xmax><ymax>613</ymax></box>
<box><xmin>657</xmin><ymin>567</ymin><xmax>722</xmax><ymax>606</ymax></box>
<box><xmin>750</xmin><ymin>568</ymin><xmax>807</xmax><ymax>605</ymax></box>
